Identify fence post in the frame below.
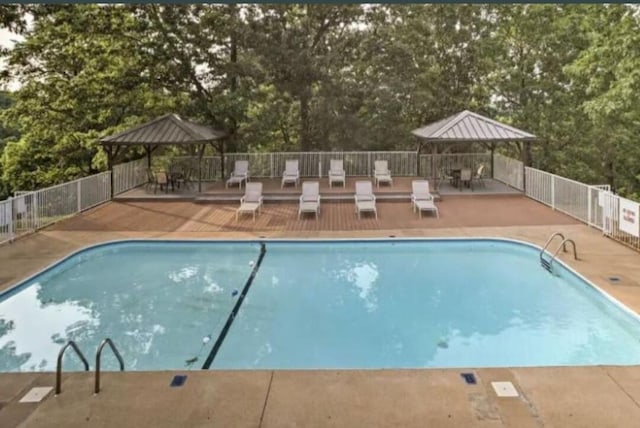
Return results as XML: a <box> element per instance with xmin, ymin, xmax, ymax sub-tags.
<box><xmin>270</xmin><ymin>153</ymin><xmax>274</xmax><ymax>178</ymax></box>
<box><xmin>587</xmin><ymin>186</ymin><xmax>592</xmax><ymax>227</ymax></box>
<box><xmin>9</xmin><ymin>197</ymin><xmax>14</xmax><ymax>241</ymax></box>
<box><xmin>551</xmin><ymin>175</ymin><xmax>555</xmax><ymax>210</ymax></box>
<box><xmin>368</xmin><ymin>153</ymin><xmax>372</xmax><ymax>177</ymax></box>
<box><xmin>77</xmin><ymin>180</ymin><xmax>82</xmax><ymax>212</ymax></box>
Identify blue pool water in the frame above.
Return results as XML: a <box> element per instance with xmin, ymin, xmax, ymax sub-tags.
<box><xmin>2</xmin><ymin>239</ymin><xmax>640</xmax><ymax>372</ymax></box>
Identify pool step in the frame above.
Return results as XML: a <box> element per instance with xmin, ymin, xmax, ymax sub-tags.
<box><xmin>540</xmin><ymin>257</ymin><xmax>552</xmax><ymax>273</ymax></box>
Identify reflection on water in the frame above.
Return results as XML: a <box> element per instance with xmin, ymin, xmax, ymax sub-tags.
<box><xmin>337</xmin><ymin>261</ymin><xmax>379</xmax><ymax>312</ymax></box>
<box><xmin>0</xmin><ymin>284</ymin><xmax>98</xmax><ymax>371</ymax></box>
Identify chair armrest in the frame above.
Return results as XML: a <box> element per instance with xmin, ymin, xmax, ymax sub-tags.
<box><xmin>240</xmin><ymin>196</ymin><xmax>246</xmax><ymax>203</ymax></box>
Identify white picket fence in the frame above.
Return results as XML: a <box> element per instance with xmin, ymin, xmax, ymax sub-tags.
<box><xmin>0</xmin><ymin>171</ymin><xmax>111</xmax><ymax>244</ymax></box>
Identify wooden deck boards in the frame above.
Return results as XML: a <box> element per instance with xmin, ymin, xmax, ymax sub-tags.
<box><xmin>49</xmin><ymin>195</ymin><xmax>579</xmax><ymax>234</ymax></box>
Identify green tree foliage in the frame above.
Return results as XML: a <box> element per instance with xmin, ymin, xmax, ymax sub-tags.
<box><xmin>0</xmin><ymin>4</ymin><xmax>639</xmax><ymax>198</ymax></box>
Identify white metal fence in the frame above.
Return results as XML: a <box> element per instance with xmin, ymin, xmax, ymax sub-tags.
<box><xmin>418</xmin><ymin>153</ymin><xmax>492</xmax><ymax>179</ymax></box>
<box><xmin>0</xmin><ymin>171</ymin><xmax>111</xmax><ymax>244</ymax></box>
<box><xmin>523</xmin><ymin>165</ymin><xmax>640</xmax><ymax>252</ymax></box>
<box><xmin>171</xmin><ymin>151</ymin><xmax>419</xmax><ymax>181</ymax></box>
<box><xmin>493</xmin><ymin>154</ymin><xmax>524</xmax><ymax>190</ymax></box>
<box><xmin>112</xmin><ymin>158</ymin><xmax>148</xmax><ymax>195</ymax></box>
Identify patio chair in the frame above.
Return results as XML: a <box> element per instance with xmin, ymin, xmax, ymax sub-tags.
<box><xmin>354</xmin><ymin>180</ymin><xmax>377</xmax><ymax>219</ymax></box>
<box><xmin>281</xmin><ymin>160</ymin><xmax>300</xmax><ymax>188</ymax></box>
<box><xmin>154</xmin><ymin>171</ymin><xmax>169</xmax><ymax>194</ymax></box>
<box><xmin>473</xmin><ymin>164</ymin><xmax>486</xmax><ymax>188</ymax></box>
<box><xmin>328</xmin><ymin>159</ymin><xmax>346</xmax><ymax>188</ymax></box>
<box><xmin>459</xmin><ymin>168</ymin><xmax>472</xmax><ymax>190</ymax></box>
<box><xmin>411</xmin><ymin>180</ymin><xmax>438</xmax><ymax>218</ymax></box>
<box><xmin>373</xmin><ymin>160</ymin><xmax>393</xmax><ymax>188</ymax></box>
<box><xmin>175</xmin><ymin>167</ymin><xmax>193</xmax><ymax>190</ymax></box>
<box><xmin>236</xmin><ymin>182</ymin><xmax>263</xmax><ymax>221</ymax></box>
<box><xmin>298</xmin><ymin>181</ymin><xmax>321</xmax><ymax>220</ymax></box>
<box><xmin>226</xmin><ymin>160</ymin><xmax>249</xmax><ymax>189</ymax></box>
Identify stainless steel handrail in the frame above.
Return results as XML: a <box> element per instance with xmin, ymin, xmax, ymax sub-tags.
<box><xmin>548</xmin><ymin>238</ymin><xmax>578</xmax><ymax>269</ymax></box>
<box><xmin>540</xmin><ymin>232</ymin><xmax>566</xmax><ymax>262</ymax></box>
<box><xmin>95</xmin><ymin>338</ymin><xmax>125</xmax><ymax>394</ymax></box>
<box><xmin>56</xmin><ymin>341</ymin><xmax>90</xmax><ymax>395</ymax></box>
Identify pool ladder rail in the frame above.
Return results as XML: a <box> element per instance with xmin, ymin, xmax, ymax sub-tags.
<box><xmin>540</xmin><ymin>232</ymin><xmax>578</xmax><ymax>273</ymax></box>
<box><xmin>55</xmin><ymin>338</ymin><xmax>125</xmax><ymax>395</ymax></box>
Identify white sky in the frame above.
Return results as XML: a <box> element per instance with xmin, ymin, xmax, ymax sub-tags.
<box><xmin>0</xmin><ymin>25</ymin><xmax>24</xmax><ymax>91</ymax></box>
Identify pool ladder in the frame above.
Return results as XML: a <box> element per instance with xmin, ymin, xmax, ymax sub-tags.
<box><xmin>540</xmin><ymin>232</ymin><xmax>578</xmax><ymax>273</ymax></box>
<box><xmin>55</xmin><ymin>338</ymin><xmax>124</xmax><ymax>395</ymax></box>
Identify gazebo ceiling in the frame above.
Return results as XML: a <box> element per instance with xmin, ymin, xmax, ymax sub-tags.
<box><xmin>411</xmin><ymin>110</ymin><xmax>537</xmax><ymax>143</ymax></box>
<box><xmin>99</xmin><ymin>113</ymin><xmax>226</xmax><ymax>146</ymax></box>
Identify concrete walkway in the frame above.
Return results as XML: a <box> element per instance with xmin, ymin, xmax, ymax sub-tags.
<box><xmin>1</xmin><ymin>198</ymin><xmax>640</xmax><ymax>427</ymax></box>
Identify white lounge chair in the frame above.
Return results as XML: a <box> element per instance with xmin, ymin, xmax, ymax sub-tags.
<box><xmin>281</xmin><ymin>160</ymin><xmax>300</xmax><ymax>188</ymax></box>
<box><xmin>328</xmin><ymin>159</ymin><xmax>346</xmax><ymax>188</ymax></box>
<box><xmin>354</xmin><ymin>180</ymin><xmax>377</xmax><ymax>219</ymax></box>
<box><xmin>236</xmin><ymin>182</ymin><xmax>263</xmax><ymax>221</ymax></box>
<box><xmin>298</xmin><ymin>181</ymin><xmax>321</xmax><ymax>219</ymax></box>
<box><xmin>226</xmin><ymin>160</ymin><xmax>249</xmax><ymax>189</ymax></box>
<box><xmin>374</xmin><ymin>160</ymin><xmax>393</xmax><ymax>188</ymax></box>
<box><xmin>411</xmin><ymin>180</ymin><xmax>438</xmax><ymax>218</ymax></box>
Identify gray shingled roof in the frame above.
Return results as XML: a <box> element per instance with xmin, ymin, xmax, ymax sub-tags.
<box><xmin>100</xmin><ymin>113</ymin><xmax>226</xmax><ymax>145</ymax></box>
<box><xmin>411</xmin><ymin>110</ymin><xmax>537</xmax><ymax>142</ymax></box>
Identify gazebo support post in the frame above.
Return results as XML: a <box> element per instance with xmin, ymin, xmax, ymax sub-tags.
<box><xmin>490</xmin><ymin>143</ymin><xmax>495</xmax><ymax>179</ymax></box>
<box><xmin>521</xmin><ymin>141</ymin><xmax>529</xmax><ymax>191</ymax></box>
<box><xmin>145</xmin><ymin>145</ymin><xmax>152</xmax><ymax>169</ymax></box>
<box><xmin>432</xmin><ymin>144</ymin><xmax>438</xmax><ymax>192</ymax></box>
<box><xmin>105</xmin><ymin>144</ymin><xmax>114</xmax><ymax>198</ymax></box>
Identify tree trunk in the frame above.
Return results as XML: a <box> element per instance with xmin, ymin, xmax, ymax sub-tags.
<box><xmin>299</xmin><ymin>91</ymin><xmax>311</xmax><ymax>151</ymax></box>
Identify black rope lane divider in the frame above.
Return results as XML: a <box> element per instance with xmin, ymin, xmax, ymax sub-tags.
<box><xmin>201</xmin><ymin>242</ymin><xmax>267</xmax><ymax>370</ymax></box>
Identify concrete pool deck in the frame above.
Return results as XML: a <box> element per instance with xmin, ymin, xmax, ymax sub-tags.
<box><xmin>1</xmin><ymin>197</ymin><xmax>640</xmax><ymax>427</ymax></box>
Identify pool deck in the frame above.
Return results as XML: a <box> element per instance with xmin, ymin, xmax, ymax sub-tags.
<box><xmin>2</xmin><ymin>196</ymin><xmax>640</xmax><ymax>427</ymax></box>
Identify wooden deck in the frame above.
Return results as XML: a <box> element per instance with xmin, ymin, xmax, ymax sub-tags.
<box><xmin>115</xmin><ymin>177</ymin><xmax>520</xmax><ymax>202</ymax></box>
<box><xmin>50</xmin><ymin>195</ymin><xmax>578</xmax><ymax>233</ymax></box>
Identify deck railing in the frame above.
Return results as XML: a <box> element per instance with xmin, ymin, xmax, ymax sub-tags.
<box><xmin>112</xmin><ymin>158</ymin><xmax>148</xmax><ymax>195</ymax></box>
<box><xmin>0</xmin><ymin>171</ymin><xmax>111</xmax><ymax>244</ymax></box>
<box><xmin>493</xmin><ymin>154</ymin><xmax>524</xmax><ymax>191</ymax></box>
<box><xmin>3</xmin><ymin>149</ymin><xmax>640</xmax><ymax>253</ymax></box>
<box><xmin>171</xmin><ymin>151</ymin><xmax>419</xmax><ymax>180</ymax></box>
<box><xmin>418</xmin><ymin>153</ymin><xmax>492</xmax><ymax>179</ymax></box>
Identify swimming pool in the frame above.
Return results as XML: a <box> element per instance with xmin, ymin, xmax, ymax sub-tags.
<box><xmin>2</xmin><ymin>239</ymin><xmax>640</xmax><ymax>372</ymax></box>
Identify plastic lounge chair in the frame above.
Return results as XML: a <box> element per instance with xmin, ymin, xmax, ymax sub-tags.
<box><xmin>298</xmin><ymin>181</ymin><xmax>321</xmax><ymax>219</ymax></box>
<box><xmin>354</xmin><ymin>180</ymin><xmax>377</xmax><ymax>219</ymax></box>
<box><xmin>328</xmin><ymin>159</ymin><xmax>346</xmax><ymax>188</ymax></box>
<box><xmin>226</xmin><ymin>160</ymin><xmax>249</xmax><ymax>189</ymax></box>
<box><xmin>281</xmin><ymin>160</ymin><xmax>300</xmax><ymax>188</ymax></box>
<box><xmin>411</xmin><ymin>180</ymin><xmax>438</xmax><ymax>218</ymax></box>
<box><xmin>236</xmin><ymin>182</ymin><xmax>263</xmax><ymax>221</ymax></box>
<box><xmin>374</xmin><ymin>160</ymin><xmax>393</xmax><ymax>188</ymax></box>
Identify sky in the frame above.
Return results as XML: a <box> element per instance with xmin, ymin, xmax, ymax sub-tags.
<box><xmin>0</xmin><ymin>27</ymin><xmax>23</xmax><ymax>91</ymax></box>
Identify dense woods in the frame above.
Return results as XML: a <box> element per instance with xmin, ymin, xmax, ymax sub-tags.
<box><xmin>0</xmin><ymin>4</ymin><xmax>639</xmax><ymax>200</ymax></box>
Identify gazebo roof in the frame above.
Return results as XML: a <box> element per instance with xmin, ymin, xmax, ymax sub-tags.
<box><xmin>411</xmin><ymin>110</ymin><xmax>537</xmax><ymax>143</ymax></box>
<box><xmin>100</xmin><ymin>113</ymin><xmax>226</xmax><ymax>145</ymax></box>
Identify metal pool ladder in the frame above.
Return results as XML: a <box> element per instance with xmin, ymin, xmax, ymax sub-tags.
<box><xmin>94</xmin><ymin>338</ymin><xmax>125</xmax><ymax>394</ymax></box>
<box><xmin>540</xmin><ymin>232</ymin><xmax>578</xmax><ymax>273</ymax></box>
<box><xmin>56</xmin><ymin>340</ymin><xmax>90</xmax><ymax>395</ymax></box>
<box><xmin>55</xmin><ymin>338</ymin><xmax>124</xmax><ymax>395</ymax></box>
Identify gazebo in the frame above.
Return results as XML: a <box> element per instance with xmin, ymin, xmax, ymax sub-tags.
<box><xmin>100</xmin><ymin>113</ymin><xmax>226</xmax><ymax>195</ymax></box>
<box><xmin>411</xmin><ymin>110</ymin><xmax>538</xmax><ymax>190</ymax></box>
